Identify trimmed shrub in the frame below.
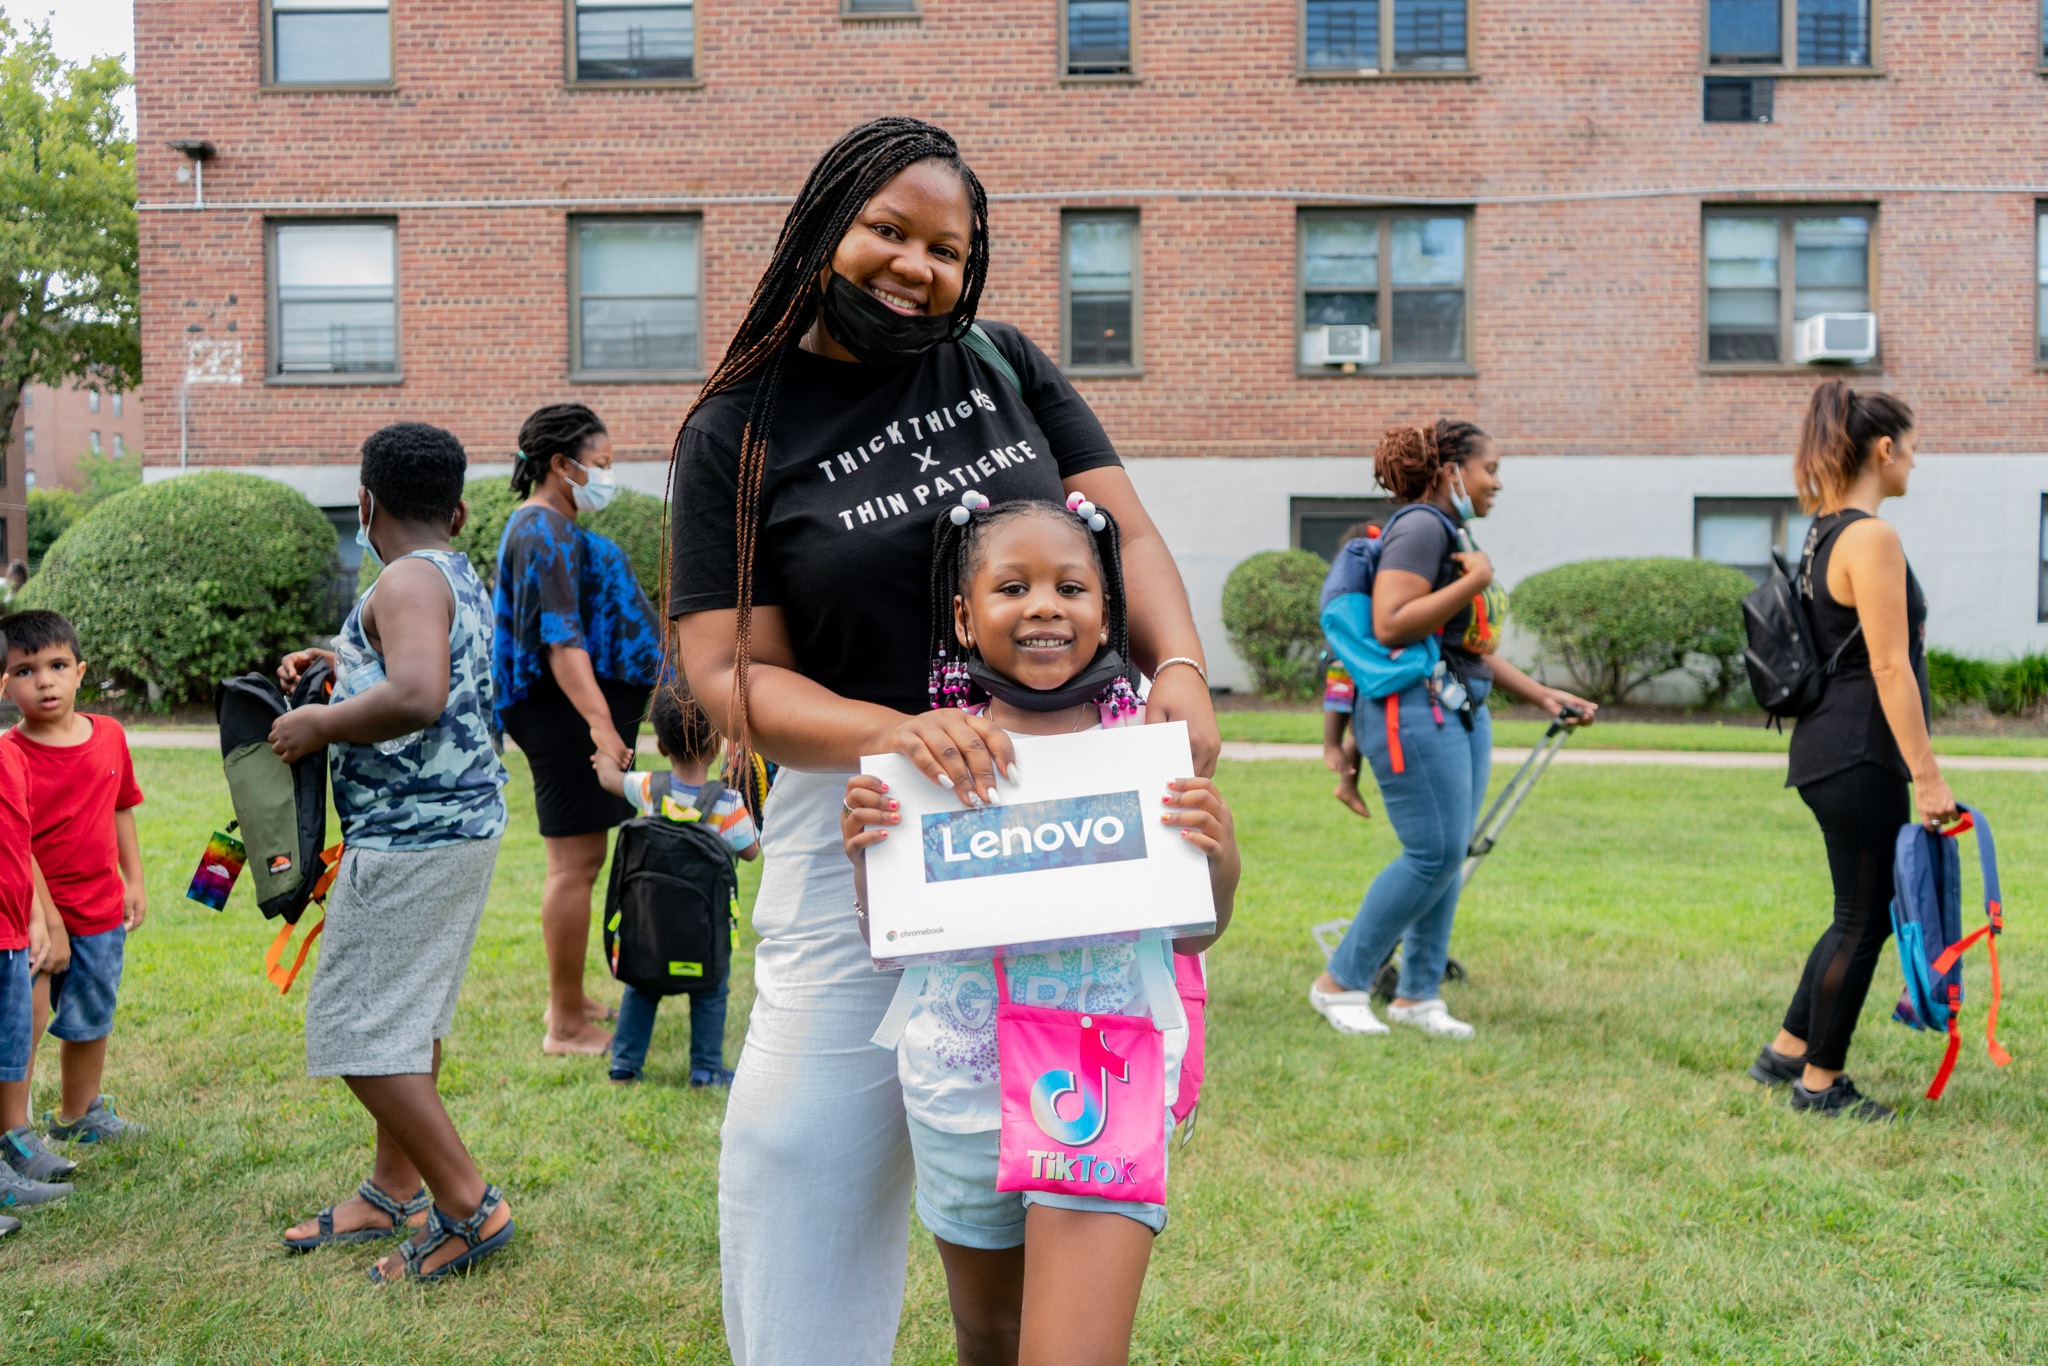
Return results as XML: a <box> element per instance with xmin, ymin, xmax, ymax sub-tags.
<box><xmin>1513</xmin><ymin>557</ymin><xmax>1754</xmax><ymax>705</ymax></box>
<box><xmin>450</xmin><ymin>477</ymin><xmax>523</xmax><ymax>587</ymax></box>
<box><xmin>2001</xmin><ymin>652</ymin><xmax>2048</xmax><ymax>715</ymax></box>
<box><xmin>361</xmin><ymin>482</ymin><xmax>663</xmax><ymax>607</ymax></box>
<box><xmin>1222</xmin><ymin>549</ymin><xmax>1329</xmax><ymax>700</ymax></box>
<box><xmin>18</xmin><ymin>472</ymin><xmax>337</xmax><ymax>707</ymax></box>
<box><xmin>25</xmin><ymin>486</ymin><xmax>81</xmax><ymax>571</ymax></box>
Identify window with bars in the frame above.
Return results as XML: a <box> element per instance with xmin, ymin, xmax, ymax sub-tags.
<box><xmin>1707</xmin><ymin>0</ymin><xmax>1872</xmax><ymax>70</ymax></box>
<box><xmin>1704</xmin><ymin>209</ymin><xmax>1871</xmax><ymax>364</ymax></box>
<box><xmin>268</xmin><ymin>0</ymin><xmax>391</xmax><ymax>85</ymax></box>
<box><xmin>1696</xmin><ymin>499</ymin><xmax>1813</xmax><ymax>585</ymax></box>
<box><xmin>270</xmin><ymin>222</ymin><xmax>399</xmax><ymax>377</ymax></box>
<box><xmin>1062</xmin><ymin>212</ymin><xmax>1138</xmax><ymax>371</ymax></box>
<box><xmin>2037</xmin><ymin>206</ymin><xmax>2047</xmax><ymax>364</ymax></box>
<box><xmin>844</xmin><ymin>0</ymin><xmax>917</xmax><ymax>13</ymax></box>
<box><xmin>1302</xmin><ymin>0</ymin><xmax>1466</xmax><ymax>72</ymax></box>
<box><xmin>1299</xmin><ymin>210</ymin><xmax>1469</xmax><ymax>369</ymax></box>
<box><xmin>1064</xmin><ymin>1</ymin><xmax>1132</xmax><ymax>76</ymax></box>
<box><xmin>21</xmin><ymin>428</ymin><xmax>30</xmax><ymax>457</ymax></box>
<box><xmin>571</xmin><ymin>218</ymin><xmax>702</xmax><ymax>375</ymax></box>
<box><xmin>573</xmin><ymin>0</ymin><xmax>695</xmax><ymax>82</ymax></box>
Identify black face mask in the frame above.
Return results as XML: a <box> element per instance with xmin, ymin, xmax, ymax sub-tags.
<box><xmin>965</xmin><ymin>647</ymin><xmax>1131</xmax><ymax>713</ymax></box>
<box><xmin>819</xmin><ymin>271</ymin><xmax>960</xmax><ymax>366</ymax></box>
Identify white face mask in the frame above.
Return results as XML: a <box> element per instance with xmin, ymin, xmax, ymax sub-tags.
<box><xmin>568</xmin><ymin>458</ymin><xmax>617</xmax><ymax>513</ymax></box>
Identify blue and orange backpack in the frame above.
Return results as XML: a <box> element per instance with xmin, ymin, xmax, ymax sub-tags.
<box><xmin>1890</xmin><ymin>804</ymin><xmax>2010</xmax><ymax>1100</ymax></box>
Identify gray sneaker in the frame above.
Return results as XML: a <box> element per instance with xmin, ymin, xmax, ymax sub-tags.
<box><xmin>0</xmin><ymin>1213</ymin><xmax>19</xmax><ymax>1237</ymax></box>
<box><xmin>5</xmin><ymin>1125</ymin><xmax>77</xmax><ymax>1181</ymax></box>
<box><xmin>0</xmin><ymin>1162</ymin><xmax>71</xmax><ymax>1208</ymax></box>
<box><xmin>46</xmin><ymin>1096</ymin><xmax>145</xmax><ymax>1144</ymax></box>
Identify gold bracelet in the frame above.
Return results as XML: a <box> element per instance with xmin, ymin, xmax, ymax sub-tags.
<box><xmin>1154</xmin><ymin>656</ymin><xmax>1208</xmax><ymax>686</ymax></box>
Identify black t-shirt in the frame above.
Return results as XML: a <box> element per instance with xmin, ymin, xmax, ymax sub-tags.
<box><xmin>1375</xmin><ymin>504</ymin><xmax>1493</xmax><ymax>687</ymax></box>
<box><xmin>668</xmin><ymin>322</ymin><xmax>1124</xmax><ymax>716</ymax></box>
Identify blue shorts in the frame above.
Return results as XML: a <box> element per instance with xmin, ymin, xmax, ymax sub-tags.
<box><xmin>49</xmin><ymin>925</ymin><xmax>125</xmax><ymax>1043</ymax></box>
<box><xmin>0</xmin><ymin>949</ymin><xmax>30</xmax><ymax>1083</ymax></box>
<box><xmin>906</xmin><ymin>1113</ymin><xmax>1169</xmax><ymax>1251</ymax></box>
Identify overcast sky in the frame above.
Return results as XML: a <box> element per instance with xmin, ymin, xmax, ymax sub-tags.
<box><xmin>19</xmin><ymin>0</ymin><xmax>136</xmax><ymax>131</ymax></box>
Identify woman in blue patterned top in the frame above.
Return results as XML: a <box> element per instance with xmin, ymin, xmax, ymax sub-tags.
<box><xmin>494</xmin><ymin>402</ymin><xmax>661</xmax><ymax>1056</ymax></box>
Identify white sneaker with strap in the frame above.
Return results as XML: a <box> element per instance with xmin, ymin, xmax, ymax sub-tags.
<box><xmin>1309</xmin><ymin>983</ymin><xmax>1390</xmax><ymax>1036</ymax></box>
<box><xmin>1386</xmin><ymin>999</ymin><xmax>1474</xmax><ymax>1039</ymax></box>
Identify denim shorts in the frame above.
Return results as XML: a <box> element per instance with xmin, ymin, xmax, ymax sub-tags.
<box><xmin>906</xmin><ymin>1114</ymin><xmax>1169</xmax><ymax>1251</ymax></box>
<box><xmin>49</xmin><ymin>925</ymin><xmax>125</xmax><ymax>1043</ymax></box>
<box><xmin>0</xmin><ymin>948</ymin><xmax>31</xmax><ymax>1082</ymax></box>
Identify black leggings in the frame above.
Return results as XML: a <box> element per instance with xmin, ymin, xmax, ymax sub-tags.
<box><xmin>1781</xmin><ymin>763</ymin><xmax>1909</xmax><ymax>1072</ymax></box>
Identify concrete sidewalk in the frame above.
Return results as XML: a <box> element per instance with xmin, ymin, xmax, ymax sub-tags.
<box><xmin>122</xmin><ymin>728</ymin><xmax>2048</xmax><ymax>772</ymax></box>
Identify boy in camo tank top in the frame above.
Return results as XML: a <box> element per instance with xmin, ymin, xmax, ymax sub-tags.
<box><xmin>268</xmin><ymin>424</ymin><xmax>517</xmax><ymax>1284</ymax></box>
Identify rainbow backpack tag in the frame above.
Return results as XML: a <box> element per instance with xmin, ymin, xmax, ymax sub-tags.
<box><xmin>992</xmin><ymin>948</ymin><xmax>1183</xmax><ymax>1206</ymax></box>
<box><xmin>185</xmin><ymin>828</ymin><xmax>248</xmax><ymax>911</ymax></box>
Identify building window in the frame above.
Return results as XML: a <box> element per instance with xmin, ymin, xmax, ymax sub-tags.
<box><xmin>19</xmin><ymin>386</ymin><xmax>27</xmax><ymax>409</ymax></box>
<box><xmin>22</xmin><ymin>428</ymin><xmax>31</xmax><ymax>456</ymax></box>
<box><xmin>268</xmin><ymin>0</ymin><xmax>392</xmax><ymax>85</ymax></box>
<box><xmin>572</xmin><ymin>0</ymin><xmax>694</xmax><ymax>82</ymax></box>
<box><xmin>1064</xmin><ymin>1</ymin><xmax>1132</xmax><ymax>77</ymax></box>
<box><xmin>1696</xmin><ymin>498</ymin><xmax>1813</xmax><ymax>584</ymax></box>
<box><xmin>270</xmin><ymin>222</ymin><xmax>399</xmax><ymax>376</ymax></box>
<box><xmin>90</xmin><ymin>430</ymin><xmax>102</xmax><ymax>455</ymax></box>
<box><xmin>1704</xmin><ymin>208</ymin><xmax>1871</xmax><ymax>364</ymax></box>
<box><xmin>571</xmin><ymin>218</ymin><xmax>701</xmax><ymax>376</ymax></box>
<box><xmin>113</xmin><ymin>434</ymin><xmax>126</xmax><ymax>456</ymax></box>
<box><xmin>1707</xmin><ymin>0</ymin><xmax>1872</xmax><ymax>70</ymax></box>
<box><xmin>2037</xmin><ymin>205</ymin><xmax>2047</xmax><ymax>364</ymax></box>
<box><xmin>112</xmin><ymin>393</ymin><xmax>123</xmax><ymax>417</ymax></box>
<box><xmin>1292</xmin><ymin>496</ymin><xmax>1397</xmax><ymax>562</ymax></box>
<box><xmin>844</xmin><ymin>0</ymin><xmax>917</xmax><ymax>14</ymax></box>
<box><xmin>1303</xmin><ymin>1</ymin><xmax>1467</xmax><ymax>73</ymax></box>
<box><xmin>1062</xmin><ymin>212</ymin><xmax>1138</xmax><ymax>371</ymax></box>
<box><xmin>2040</xmin><ymin>495</ymin><xmax>2047</xmax><ymax>622</ymax></box>
<box><xmin>1299</xmin><ymin>210</ymin><xmax>1469</xmax><ymax>371</ymax></box>
<box><xmin>88</xmin><ymin>389</ymin><xmax>100</xmax><ymax>413</ymax></box>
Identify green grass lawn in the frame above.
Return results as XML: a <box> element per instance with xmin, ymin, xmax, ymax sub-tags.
<box><xmin>1219</xmin><ymin>710</ymin><xmax>2048</xmax><ymax>758</ymax></box>
<box><xmin>9</xmin><ymin>749</ymin><xmax>2046</xmax><ymax>1363</ymax></box>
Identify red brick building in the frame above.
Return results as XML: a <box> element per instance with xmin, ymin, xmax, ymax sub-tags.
<box><xmin>134</xmin><ymin>1</ymin><xmax>2048</xmax><ymax>681</ymax></box>
<box><xmin>2</xmin><ymin>379</ymin><xmax>146</xmax><ymax>569</ymax></box>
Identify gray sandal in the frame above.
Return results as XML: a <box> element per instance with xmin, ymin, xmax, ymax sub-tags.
<box><xmin>283</xmin><ymin>1180</ymin><xmax>430</xmax><ymax>1253</ymax></box>
<box><xmin>368</xmin><ymin>1183</ymin><xmax>514</xmax><ymax>1285</ymax></box>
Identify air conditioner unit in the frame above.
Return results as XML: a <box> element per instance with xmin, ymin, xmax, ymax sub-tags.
<box><xmin>1793</xmin><ymin>312</ymin><xmax>1877</xmax><ymax>364</ymax></box>
<box><xmin>1301</xmin><ymin>324</ymin><xmax>1380</xmax><ymax>366</ymax></box>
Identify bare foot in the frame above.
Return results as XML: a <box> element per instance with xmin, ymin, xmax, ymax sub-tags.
<box><xmin>541</xmin><ymin>999</ymin><xmax>617</xmax><ymax>1032</ymax></box>
<box><xmin>371</xmin><ymin>1196</ymin><xmax>513</xmax><ymax>1282</ymax></box>
<box><xmin>283</xmin><ymin>1188</ymin><xmax>426</xmax><ymax>1243</ymax></box>
<box><xmin>1334</xmin><ymin>780</ymin><xmax>1371</xmax><ymax>819</ymax></box>
<box><xmin>542</xmin><ymin>1022</ymin><xmax>614</xmax><ymax>1056</ymax></box>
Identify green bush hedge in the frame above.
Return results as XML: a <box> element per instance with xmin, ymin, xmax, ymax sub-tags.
<box><xmin>361</xmin><ymin>481</ymin><xmax>664</xmax><ymax>607</ymax></box>
<box><xmin>1222</xmin><ymin>549</ymin><xmax>1329</xmax><ymax>700</ymax></box>
<box><xmin>584</xmin><ymin>488</ymin><xmax>665</xmax><ymax>605</ymax></box>
<box><xmin>25</xmin><ymin>487</ymin><xmax>81</xmax><ymax>571</ymax></box>
<box><xmin>1928</xmin><ymin>648</ymin><xmax>2048</xmax><ymax>717</ymax></box>
<box><xmin>1513</xmin><ymin>557</ymin><xmax>1754</xmax><ymax>705</ymax></box>
<box><xmin>18</xmin><ymin>472</ymin><xmax>336</xmax><ymax>707</ymax></box>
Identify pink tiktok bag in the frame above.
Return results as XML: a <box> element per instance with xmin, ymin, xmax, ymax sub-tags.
<box><xmin>992</xmin><ymin>947</ymin><xmax>1185</xmax><ymax>1206</ymax></box>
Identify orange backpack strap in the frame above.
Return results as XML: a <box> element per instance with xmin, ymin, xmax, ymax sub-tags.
<box><xmin>1384</xmin><ymin>693</ymin><xmax>1405</xmax><ymax>775</ymax></box>
<box><xmin>262</xmin><ymin>844</ymin><xmax>343</xmax><ymax>995</ymax></box>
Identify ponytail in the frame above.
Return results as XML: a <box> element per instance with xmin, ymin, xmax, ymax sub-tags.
<box><xmin>513</xmin><ymin>402</ymin><xmax>606</xmax><ymax>497</ymax></box>
<box><xmin>1372</xmin><ymin>419</ymin><xmax>1488</xmax><ymax>504</ymax></box>
<box><xmin>1794</xmin><ymin>379</ymin><xmax>1914</xmax><ymax>513</ymax></box>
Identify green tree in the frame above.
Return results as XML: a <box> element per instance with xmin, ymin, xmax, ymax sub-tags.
<box><xmin>24</xmin><ymin>483</ymin><xmax>78</xmax><ymax>568</ymax></box>
<box><xmin>74</xmin><ymin>442</ymin><xmax>143</xmax><ymax>506</ymax></box>
<box><xmin>0</xmin><ymin>16</ymin><xmax>138</xmax><ymax>460</ymax></box>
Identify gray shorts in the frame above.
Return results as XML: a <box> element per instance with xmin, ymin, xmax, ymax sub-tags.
<box><xmin>304</xmin><ymin>837</ymin><xmax>500</xmax><ymax>1078</ymax></box>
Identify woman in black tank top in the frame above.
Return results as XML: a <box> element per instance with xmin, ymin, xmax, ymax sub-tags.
<box><xmin>1747</xmin><ymin>381</ymin><xmax>1957</xmax><ymax>1123</ymax></box>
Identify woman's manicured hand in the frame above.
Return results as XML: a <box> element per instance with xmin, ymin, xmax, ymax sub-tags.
<box><xmin>1539</xmin><ymin>688</ymin><xmax>1598</xmax><ymax>725</ymax></box>
<box><xmin>588</xmin><ymin>718</ymin><xmax>634</xmax><ymax>771</ymax></box>
<box><xmin>840</xmin><ymin>774</ymin><xmax>898</xmax><ymax>862</ymax></box>
<box><xmin>1145</xmin><ymin>664</ymin><xmax>1221</xmax><ymax>778</ymax></box>
<box><xmin>879</xmin><ymin>708</ymin><xmax>1018</xmax><ymax>808</ymax></box>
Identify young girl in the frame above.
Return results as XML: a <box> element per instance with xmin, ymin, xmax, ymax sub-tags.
<box><xmin>842</xmin><ymin>494</ymin><xmax>1239</xmax><ymax>1366</ymax></box>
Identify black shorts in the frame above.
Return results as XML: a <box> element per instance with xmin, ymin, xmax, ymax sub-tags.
<box><xmin>501</xmin><ymin>670</ymin><xmax>652</xmax><ymax>839</ymax></box>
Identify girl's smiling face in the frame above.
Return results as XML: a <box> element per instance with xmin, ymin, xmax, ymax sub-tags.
<box><xmin>954</xmin><ymin>511</ymin><xmax>1109</xmax><ymax>692</ymax></box>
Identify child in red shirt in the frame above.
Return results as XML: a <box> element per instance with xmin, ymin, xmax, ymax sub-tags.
<box><xmin>0</xmin><ymin>611</ymin><xmax>147</xmax><ymax>1146</ymax></box>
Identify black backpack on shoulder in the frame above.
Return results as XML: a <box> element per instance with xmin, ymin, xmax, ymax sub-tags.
<box><xmin>214</xmin><ymin>660</ymin><xmax>336</xmax><ymax>924</ymax></box>
<box><xmin>1740</xmin><ymin>521</ymin><xmax>1862</xmax><ymax>725</ymax></box>
<box><xmin>602</xmin><ymin>774</ymin><xmax>739</xmax><ymax>997</ymax></box>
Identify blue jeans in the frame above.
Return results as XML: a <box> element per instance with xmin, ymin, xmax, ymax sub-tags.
<box><xmin>1329</xmin><ymin>681</ymin><xmax>1492</xmax><ymax>1002</ymax></box>
<box><xmin>611</xmin><ymin>980</ymin><xmax>729</xmax><ymax>1080</ymax></box>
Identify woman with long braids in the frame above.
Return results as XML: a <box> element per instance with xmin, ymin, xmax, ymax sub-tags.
<box><xmin>493</xmin><ymin>402</ymin><xmax>661</xmax><ymax>1057</ymax></box>
<box><xmin>668</xmin><ymin>118</ymin><xmax>1219</xmax><ymax>1365</ymax></box>
<box><xmin>1309</xmin><ymin>421</ymin><xmax>1595</xmax><ymax>1041</ymax></box>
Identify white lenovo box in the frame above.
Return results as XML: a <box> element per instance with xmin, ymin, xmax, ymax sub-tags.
<box><xmin>859</xmin><ymin>721</ymin><xmax>1217</xmax><ymax>970</ymax></box>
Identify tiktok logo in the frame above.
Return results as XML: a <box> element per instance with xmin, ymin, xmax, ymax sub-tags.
<box><xmin>1028</xmin><ymin>1027</ymin><xmax>1129</xmax><ymax>1146</ymax></box>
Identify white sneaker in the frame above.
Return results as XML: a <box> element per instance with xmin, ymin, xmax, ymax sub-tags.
<box><xmin>1309</xmin><ymin>983</ymin><xmax>1390</xmax><ymax>1036</ymax></box>
<box><xmin>1386</xmin><ymin>999</ymin><xmax>1474</xmax><ymax>1039</ymax></box>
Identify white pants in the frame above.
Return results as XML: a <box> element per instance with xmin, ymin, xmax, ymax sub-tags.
<box><xmin>720</xmin><ymin>769</ymin><xmax>914</xmax><ymax>1366</ymax></box>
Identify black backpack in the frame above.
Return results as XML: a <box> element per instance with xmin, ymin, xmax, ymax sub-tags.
<box><xmin>1740</xmin><ymin>521</ymin><xmax>1862</xmax><ymax>724</ymax></box>
<box><xmin>214</xmin><ymin>661</ymin><xmax>337</xmax><ymax>924</ymax></box>
<box><xmin>602</xmin><ymin>774</ymin><xmax>739</xmax><ymax>997</ymax></box>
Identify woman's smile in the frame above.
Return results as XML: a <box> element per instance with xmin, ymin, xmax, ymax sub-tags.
<box><xmin>867</xmin><ymin>282</ymin><xmax>927</xmax><ymax>314</ymax></box>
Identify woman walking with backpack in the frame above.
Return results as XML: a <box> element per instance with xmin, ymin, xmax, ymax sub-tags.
<box><xmin>1747</xmin><ymin>380</ymin><xmax>1958</xmax><ymax>1122</ymax></box>
<box><xmin>1308</xmin><ymin>421</ymin><xmax>1594</xmax><ymax>1041</ymax></box>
